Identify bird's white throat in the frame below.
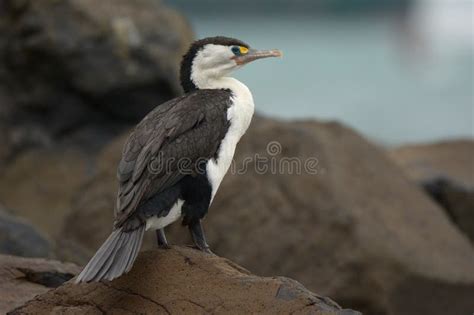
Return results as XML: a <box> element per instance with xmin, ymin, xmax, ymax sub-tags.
<box><xmin>205</xmin><ymin>77</ymin><xmax>255</xmax><ymax>202</ymax></box>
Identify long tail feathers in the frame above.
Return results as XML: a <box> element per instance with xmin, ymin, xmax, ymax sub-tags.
<box><xmin>75</xmin><ymin>225</ymin><xmax>145</xmax><ymax>283</ymax></box>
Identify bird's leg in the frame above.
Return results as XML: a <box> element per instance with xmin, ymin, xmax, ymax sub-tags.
<box><xmin>189</xmin><ymin>220</ymin><xmax>212</xmax><ymax>254</ymax></box>
<box><xmin>156</xmin><ymin>228</ymin><xmax>171</xmax><ymax>249</ymax></box>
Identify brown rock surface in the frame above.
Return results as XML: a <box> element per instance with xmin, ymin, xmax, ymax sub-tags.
<box><xmin>389</xmin><ymin>140</ymin><xmax>474</xmax><ymax>243</ymax></box>
<box><xmin>389</xmin><ymin>140</ymin><xmax>473</xmax><ymax>188</ymax></box>
<box><xmin>62</xmin><ymin>117</ymin><xmax>474</xmax><ymax>315</ymax></box>
<box><xmin>10</xmin><ymin>247</ymin><xmax>359</xmax><ymax>315</ymax></box>
<box><xmin>0</xmin><ymin>254</ymin><xmax>80</xmax><ymax>314</ymax></box>
<box><xmin>0</xmin><ymin>149</ymin><xmax>91</xmax><ymax>237</ymax></box>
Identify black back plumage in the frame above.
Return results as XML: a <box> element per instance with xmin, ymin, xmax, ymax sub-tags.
<box><xmin>115</xmin><ymin>89</ymin><xmax>232</xmax><ymax>227</ymax></box>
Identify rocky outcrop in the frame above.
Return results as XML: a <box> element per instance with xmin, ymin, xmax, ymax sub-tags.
<box><xmin>0</xmin><ymin>0</ymin><xmax>193</xmax><ymax>166</ymax></box>
<box><xmin>10</xmin><ymin>247</ymin><xmax>359</xmax><ymax>315</ymax></box>
<box><xmin>58</xmin><ymin>117</ymin><xmax>474</xmax><ymax>315</ymax></box>
<box><xmin>0</xmin><ymin>254</ymin><xmax>80</xmax><ymax>314</ymax></box>
<box><xmin>0</xmin><ymin>206</ymin><xmax>51</xmax><ymax>258</ymax></box>
<box><xmin>389</xmin><ymin>140</ymin><xmax>474</xmax><ymax>243</ymax></box>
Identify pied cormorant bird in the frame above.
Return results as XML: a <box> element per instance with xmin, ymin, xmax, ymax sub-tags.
<box><xmin>76</xmin><ymin>36</ymin><xmax>282</xmax><ymax>283</ymax></box>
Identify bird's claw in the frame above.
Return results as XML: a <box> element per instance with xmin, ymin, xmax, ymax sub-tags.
<box><xmin>199</xmin><ymin>246</ymin><xmax>213</xmax><ymax>255</ymax></box>
<box><xmin>191</xmin><ymin>244</ymin><xmax>213</xmax><ymax>254</ymax></box>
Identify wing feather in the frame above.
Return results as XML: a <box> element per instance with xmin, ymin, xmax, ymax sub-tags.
<box><xmin>114</xmin><ymin>89</ymin><xmax>232</xmax><ymax>226</ymax></box>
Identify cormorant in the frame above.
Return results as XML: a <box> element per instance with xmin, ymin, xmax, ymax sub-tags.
<box><xmin>76</xmin><ymin>36</ymin><xmax>281</xmax><ymax>283</ymax></box>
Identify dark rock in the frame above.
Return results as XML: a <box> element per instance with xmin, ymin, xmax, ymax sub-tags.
<box><xmin>61</xmin><ymin>117</ymin><xmax>474</xmax><ymax>315</ymax></box>
<box><xmin>17</xmin><ymin>268</ymin><xmax>75</xmax><ymax>288</ymax></box>
<box><xmin>0</xmin><ymin>205</ymin><xmax>89</xmax><ymax>264</ymax></box>
<box><xmin>0</xmin><ymin>0</ymin><xmax>193</xmax><ymax>163</ymax></box>
<box><xmin>389</xmin><ymin>140</ymin><xmax>474</xmax><ymax>243</ymax></box>
<box><xmin>423</xmin><ymin>178</ymin><xmax>474</xmax><ymax>242</ymax></box>
<box><xmin>10</xmin><ymin>247</ymin><xmax>360</xmax><ymax>315</ymax></box>
<box><xmin>0</xmin><ymin>254</ymin><xmax>80</xmax><ymax>314</ymax></box>
<box><xmin>0</xmin><ymin>205</ymin><xmax>51</xmax><ymax>258</ymax></box>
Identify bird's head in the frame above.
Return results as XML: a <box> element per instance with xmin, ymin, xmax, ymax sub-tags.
<box><xmin>180</xmin><ymin>36</ymin><xmax>282</xmax><ymax>92</ymax></box>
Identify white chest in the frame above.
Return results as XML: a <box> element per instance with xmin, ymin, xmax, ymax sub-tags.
<box><xmin>206</xmin><ymin>78</ymin><xmax>255</xmax><ymax>201</ymax></box>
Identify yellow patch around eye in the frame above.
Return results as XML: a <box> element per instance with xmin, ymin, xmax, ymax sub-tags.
<box><xmin>240</xmin><ymin>46</ymin><xmax>249</xmax><ymax>54</ymax></box>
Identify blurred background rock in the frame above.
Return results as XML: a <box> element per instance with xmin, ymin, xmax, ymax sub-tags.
<box><xmin>0</xmin><ymin>0</ymin><xmax>472</xmax><ymax>314</ymax></box>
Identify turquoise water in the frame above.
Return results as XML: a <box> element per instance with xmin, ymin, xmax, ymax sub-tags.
<box><xmin>170</xmin><ymin>11</ymin><xmax>473</xmax><ymax>145</ymax></box>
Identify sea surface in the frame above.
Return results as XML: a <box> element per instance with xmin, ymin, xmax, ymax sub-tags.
<box><xmin>166</xmin><ymin>4</ymin><xmax>473</xmax><ymax>145</ymax></box>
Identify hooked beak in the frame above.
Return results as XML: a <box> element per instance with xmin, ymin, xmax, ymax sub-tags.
<box><xmin>233</xmin><ymin>48</ymin><xmax>283</xmax><ymax>65</ymax></box>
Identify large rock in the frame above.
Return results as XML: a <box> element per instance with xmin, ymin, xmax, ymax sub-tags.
<box><xmin>0</xmin><ymin>254</ymin><xmax>80</xmax><ymax>314</ymax></box>
<box><xmin>0</xmin><ymin>0</ymin><xmax>193</xmax><ymax>164</ymax></box>
<box><xmin>0</xmin><ymin>149</ymin><xmax>91</xmax><ymax>238</ymax></box>
<box><xmin>10</xmin><ymin>247</ymin><xmax>359</xmax><ymax>314</ymax></box>
<box><xmin>0</xmin><ymin>148</ymin><xmax>100</xmax><ymax>265</ymax></box>
<box><xmin>389</xmin><ymin>140</ymin><xmax>473</xmax><ymax>188</ymax></box>
<box><xmin>63</xmin><ymin>117</ymin><xmax>474</xmax><ymax>315</ymax></box>
<box><xmin>0</xmin><ymin>206</ymin><xmax>51</xmax><ymax>258</ymax></box>
<box><xmin>389</xmin><ymin>140</ymin><xmax>474</xmax><ymax>243</ymax></box>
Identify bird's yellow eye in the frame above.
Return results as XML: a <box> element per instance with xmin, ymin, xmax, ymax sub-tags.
<box><xmin>239</xmin><ymin>46</ymin><xmax>249</xmax><ymax>54</ymax></box>
<box><xmin>232</xmin><ymin>46</ymin><xmax>249</xmax><ymax>56</ymax></box>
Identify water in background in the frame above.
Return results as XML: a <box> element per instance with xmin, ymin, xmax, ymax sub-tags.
<box><xmin>166</xmin><ymin>1</ymin><xmax>473</xmax><ymax>146</ymax></box>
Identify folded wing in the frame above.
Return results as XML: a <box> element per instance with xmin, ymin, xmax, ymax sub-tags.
<box><xmin>114</xmin><ymin>89</ymin><xmax>232</xmax><ymax>227</ymax></box>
